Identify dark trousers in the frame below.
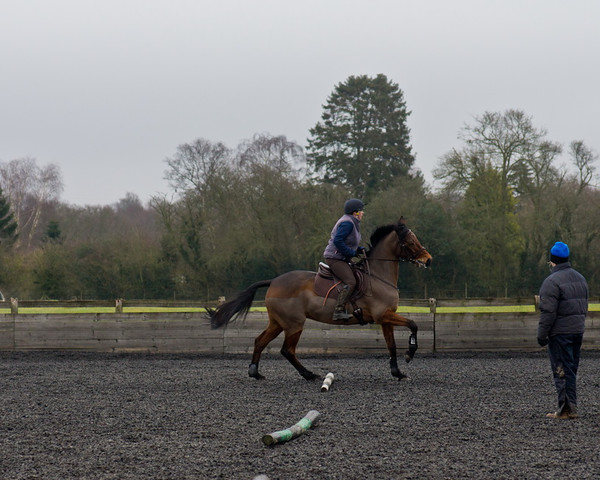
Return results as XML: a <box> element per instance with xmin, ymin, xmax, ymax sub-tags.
<box><xmin>325</xmin><ymin>258</ymin><xmax>356</xmax><ymax>290</ymax></box>
<box><xmin>547</xmin><ymin>333</ymin><xmax>583</xmax><ymax>414</ymax></box>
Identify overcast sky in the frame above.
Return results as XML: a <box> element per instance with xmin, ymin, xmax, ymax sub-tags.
<box><xmin>1</xmin><ymin>1</ymin><xmax>598</xmax><ymax>206</ymax></box>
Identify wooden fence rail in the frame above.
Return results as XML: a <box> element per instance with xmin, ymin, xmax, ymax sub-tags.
<box><xmin>1</xmin><ymin>297</ymin><xmax>599</xmax><ymax>353</ymax></box>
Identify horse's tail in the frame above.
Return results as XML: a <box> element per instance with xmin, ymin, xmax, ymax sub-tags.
<box><xmin>206</xmin><ymin>280</ymin><xmax>272</xmax><ymax>329</ymax></box>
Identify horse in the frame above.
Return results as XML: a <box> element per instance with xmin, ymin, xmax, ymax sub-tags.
<box><xmin>208</xmin><ymin>216</ymin><xmax>432</xmax><ymax>380</ymax></box>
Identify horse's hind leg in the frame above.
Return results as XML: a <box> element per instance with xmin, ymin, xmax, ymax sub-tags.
<box><xmin>248</xmin><ymin>320</ymin><xmax>283</xmax><ymax>380</ymax></box>
<box><xmin>281</xmin><ymin>330</ymin><xmax>318</xmax><ymax>381</ymax></box>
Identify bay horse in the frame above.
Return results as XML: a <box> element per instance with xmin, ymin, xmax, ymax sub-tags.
<box><xmin>208</xmin><ymin>216</ymin><xmax>432</xmax><ymax>380</ymax></box>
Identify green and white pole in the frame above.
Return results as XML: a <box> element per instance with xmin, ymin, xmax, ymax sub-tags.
<box><xmin>261</xmin><ymin>410</ymin><xmax>320</xmax><ymax>446</ymax></box>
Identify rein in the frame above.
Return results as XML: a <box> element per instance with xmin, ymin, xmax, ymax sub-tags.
<box><xmin>366</xmin><ymin>240</ymin><xmax>428</xmax><ymax>266</ymax></box>
<box><xmin>355</xmin><ymin>258</ymin><xmax>399</xmax><ymax>291</ymax></box>
<box><xmin>367</xmin><ymin>269</ymin><xmax>399</xmax><ymax>290</ymax></box>
<box><xmin>367</xmin><ymin>255</ymin><xmax>425</xmax><ymax>265</ymax></box>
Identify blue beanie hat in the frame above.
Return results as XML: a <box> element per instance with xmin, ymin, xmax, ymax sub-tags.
<box><xmin>550</xmin><ymin>241</ymin><xmax>569</xmax><ymax>264</ymax></box>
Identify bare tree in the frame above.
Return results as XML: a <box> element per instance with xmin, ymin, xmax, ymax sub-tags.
<box><xmin>164</xmin><ymin>138</ymin><xmax>232</xmax><ymax>195</ymax></box>
<box><xmin>569</xmin><ymin>140</ymin><xmax>597</xmax><ymax>193</ymax></box>
<box><xmin>237</xmin><ymin>133</ymin><xmax>305</xmax><ymax>177</ymax></box>
<box><xmin>0</xmin><ymin>157</ymin><xmax>36</xmax><ymax>230</ymax></box>
<box><xmin>434</xmin><ymin>109</ymin><xmax>560</xmax><ymax>195</ymax></box>
<box><xmin>0</xmin><ymin>157</ymin><xmax>63</xmax><ymax>248</ymax></box>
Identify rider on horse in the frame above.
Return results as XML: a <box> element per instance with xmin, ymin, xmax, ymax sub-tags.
<box><xmin>323</xmin><ymin>198</ymin><xmax>366</xmax><ymax>321</ymax></box>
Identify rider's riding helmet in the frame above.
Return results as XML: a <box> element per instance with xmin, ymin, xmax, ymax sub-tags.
<box><xmin>344</xmin><ymin>198</ymin><xmax>365</xmax><ymax>215</ymax></box>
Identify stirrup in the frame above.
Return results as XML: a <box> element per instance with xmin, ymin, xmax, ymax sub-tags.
<box><xmin>332</xmin><ymin>309</ymin><xmax>352</xmax><ymax>322</ymax></box>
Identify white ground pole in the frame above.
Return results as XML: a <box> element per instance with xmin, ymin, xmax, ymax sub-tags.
<box><xmin>321</xmin><ymin>372</ymin><xmax>335</xmax><ymax>392</ymax></box>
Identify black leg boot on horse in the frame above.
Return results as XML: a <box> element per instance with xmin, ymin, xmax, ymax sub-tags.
<box><xmin>333</xmin><ymin>284</ymin><xmax>353</xmax><ymax>322</ymax></box>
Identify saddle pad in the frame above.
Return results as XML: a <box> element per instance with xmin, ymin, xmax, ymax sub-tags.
<box><xmin>314</xmin><ymin>269</ymin><xmax>341</xmax><ymax>299</ymax></box>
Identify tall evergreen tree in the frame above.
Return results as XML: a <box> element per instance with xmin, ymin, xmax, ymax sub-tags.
<box><xmin>307</xmin><ymin>74</ymin><xmax>415</xmax><ymax>200</ymax></box>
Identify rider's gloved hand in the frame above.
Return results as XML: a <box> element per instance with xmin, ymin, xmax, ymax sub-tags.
<box><xmin>351</xmin><ymin>247</ymin><xmax>366</xmax><ymax>265</ymax></box>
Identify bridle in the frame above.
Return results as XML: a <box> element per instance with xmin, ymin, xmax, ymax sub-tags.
<box><xmin>365</xmin><ymin>227</ymin><xmax>429</xmax><ymax>268</ymax></box>
<box><xmin>397</xmin><ymin>229</ymin><xmax>429</xmax><ymax>266</ymax></box>
<box><xmin>354</xmin><ymin>226</ymin><xmax>429</xmax><ymax>291</ymax></box>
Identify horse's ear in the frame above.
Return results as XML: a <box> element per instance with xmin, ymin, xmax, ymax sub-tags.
<box><xmin>396</xmin><ymin>216</ymin><xmax>409</xmax><ymax>239</ymax></box>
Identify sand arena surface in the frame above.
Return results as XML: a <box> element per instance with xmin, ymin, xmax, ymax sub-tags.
<box><xmin>2</xmin><ymin>351</ymin><xmax>600</xmax><ymax>479</ymax></box>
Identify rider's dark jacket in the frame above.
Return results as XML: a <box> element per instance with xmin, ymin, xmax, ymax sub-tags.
<box><xmin>537</xmin><ymin>262</ymin><xmax>588</xmax><ymax>342</ymax></box>
<box><xmin>323</xmin><ymin>214</ymin><xmax>361</xmax><ymax>260</ymax></box>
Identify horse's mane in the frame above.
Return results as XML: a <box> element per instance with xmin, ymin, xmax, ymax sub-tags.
<box><xmin>367</xmin><ymin>224</ymin><xmax>396</xmax><ymax>254</ymax></box>
<box><xmin>367</xmin><ymin>221</ymin><xmax>409</xmax><ymax>256</ymax></box>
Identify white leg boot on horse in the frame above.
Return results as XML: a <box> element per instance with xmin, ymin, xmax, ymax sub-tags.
<box><xmin>333</xmin><ymin>285</ymin><xmax>353</xmax><ymax>322</ymax></box>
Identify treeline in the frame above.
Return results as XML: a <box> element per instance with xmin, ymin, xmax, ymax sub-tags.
<box><xmin>1</xmin><ymin>75</ymin><xmax>598</xmax><ymax>301</ymax></box>
<box><xmin>0</xmin><ymin>191</ymin><xmax>167</xmax><ymax>300</ymax></box>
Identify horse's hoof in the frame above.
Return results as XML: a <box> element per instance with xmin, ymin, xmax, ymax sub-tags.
<box><xmin>391</xmin><ymin>368</ymin><xmax>410</xmax><ymax>381</ymax></box>
<box><xmin>392</xmin><ymin>369</ymin><xmax>409</xmax><ymax>380</ymax></box>
<box><xmin>248</xmin><ymin>364</ymin><xmax>265</xmax><ymax>380</ymax></box>
<box><xmin>302</xmin><ymin>371</ymin><xmax>319</xmax><ymax>381</ymax></box>
<box><xmin>404</xmin><ymin>351</ymin><xmax>413</xmax><ymax>363</ymax></box>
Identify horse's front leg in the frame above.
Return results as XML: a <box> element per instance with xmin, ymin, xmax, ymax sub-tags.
<box><xmin>380</xmin><ymin>311</ymin><xmax>419</xmax><ymax>380</ymax></box>
<box><xmin>380</xmin><ymin>324</ymin><xmax>407</xmax><ymax>380</ymax></box>
<box><xmin>406</xmin><ymin>324</ymin><xmax>418</xmax><ymax>362</ymax></box>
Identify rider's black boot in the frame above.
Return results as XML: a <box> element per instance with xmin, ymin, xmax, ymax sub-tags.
<box><xmin>332</xmin><ymin>285</ymin><xmax>353</xmax><ymax>321</ymax></box>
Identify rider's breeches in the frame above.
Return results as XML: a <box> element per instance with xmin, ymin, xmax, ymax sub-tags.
<box><xmin>325</xmin><ymin>258</ymin><xmax>356</xmax><ymax>291</ymax></box>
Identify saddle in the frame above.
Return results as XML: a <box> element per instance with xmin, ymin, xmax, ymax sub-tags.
<box><xmin>313</xmin><ymin>262</ymin><xmax>366</xmax><ymax>305</ymax></box>
<box><xmin>313</xmin><ymin>261</ymin><xmax>370</xmax><ymax>324</ymax></box>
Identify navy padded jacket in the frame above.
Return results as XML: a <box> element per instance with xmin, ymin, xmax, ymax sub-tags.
<box><xmin>538</xmin><ymin>262</ymin><xmax>588</xmax><ymax>340</ymax></box>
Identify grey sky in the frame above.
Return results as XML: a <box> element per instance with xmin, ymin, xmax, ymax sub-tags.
<box><xmin>1</xmin><ymin>0</ymin><xmax>598</xmax><ymax>206</ymax></box>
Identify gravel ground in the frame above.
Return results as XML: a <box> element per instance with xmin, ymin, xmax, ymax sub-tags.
<box><xmin>2</xmin><ymin>350</ymin><xmax>600</xmax><ymax>480</ymax></box>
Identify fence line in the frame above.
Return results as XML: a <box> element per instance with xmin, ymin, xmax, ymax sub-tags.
<box><xmin>1</xmin><ymin>298</ymin><xmax>599</xmax><ymax>353</ymax></box>
<box><xmin>6</xmin><ymin>296</ymin><xmax>599</xmax><ymax>313</ymax></box>
<box><xmin>3</xmin><ymin>298</ymin><xmax>224</xmax><ymax>314</ymax></box>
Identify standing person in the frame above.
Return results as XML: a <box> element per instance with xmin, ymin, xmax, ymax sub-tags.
<box><xmin>537</xmin><ymin>241</ymin><xmax>588</xmax><ymax>419</ymax></box>
<box><xmin>323</xmin><ymin>198</ymin><xmax>365</xmax><ymax>321</ymax></box>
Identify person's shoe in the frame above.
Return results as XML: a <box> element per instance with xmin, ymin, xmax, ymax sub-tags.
<box><xmin>546</xmin><ymin>411</ymin><xmax>570</xmax><ymax>419</ymax></box>
<box><xmin>568</xmin><ymin>412</ymin><xmax>579</xmax><ymax>419</ymax></box>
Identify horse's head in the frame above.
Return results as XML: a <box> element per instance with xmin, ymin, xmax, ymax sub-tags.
<box><xmin>395</xmin><ymin>217</ymin><xmax>432</xmax><ymax>268</ymax></box>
